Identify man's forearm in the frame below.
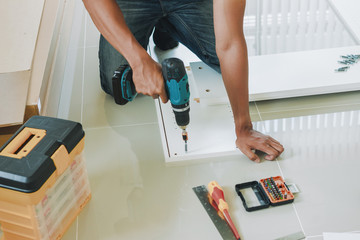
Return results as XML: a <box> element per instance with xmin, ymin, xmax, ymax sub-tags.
<box><xmin>82</xmin><ymin>0</ymin><xmax>149</xmax><ymax>67</ymax></box>
<box><xmin>217</xmin><ymin>41</ymin><xmax>252</xmax><ymax>134</ymax></box>
<box><xmin>213</xmin><ymin>0</ymin><xmax>252</xmax><ymax>134</ymax></box>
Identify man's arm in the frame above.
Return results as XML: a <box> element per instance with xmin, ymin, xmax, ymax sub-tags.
<box><xmin>213</xmin><ymin>0</ymin><xmax>284</xmax><ymax>162</ymax></box>
<box><xmin>82</xmin><ymin>0</ymin><xmax>168</xmax><ymax>102</ymax></box>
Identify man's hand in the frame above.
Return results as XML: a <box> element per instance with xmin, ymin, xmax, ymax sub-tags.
<box><xmin>131</xmin><ymin>56</ymin><xmax>168</xmax><ymax>103</ymax></box>
<box><xmin>236</xmin><ymin>126</ymin><xmax>284</xmax><ymax>163</ymax></box>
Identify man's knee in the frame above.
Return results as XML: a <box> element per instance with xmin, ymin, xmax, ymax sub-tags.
<box><xmin>99</xmin><ymin>68</ymin><xmax>113</xmax><ymax>96</ymax></box>
<box><xmin>98</xmin><ymin>35</ymin><xmax>128</xmax><ymax>97</ymax></box>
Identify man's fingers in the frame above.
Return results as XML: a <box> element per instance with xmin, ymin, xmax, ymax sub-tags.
<box><xmin>269</xmin><ymin>137</ymin><xmax>284</xmax><ymax>153</ymax></box>
<box><xmin>236</xmin><ymin>128</ymin><xmax>284</xmax><ymax>162</ymax></box>
<box><xmin>269</xmin><ymin>136</ymin><xmax>281</xmax><ymax>145</ymax></box>
<box><xmin>159</xmin><ymin>88</ymin><xmax>168</xmax><ymax>103</ymax></box>
<box><xmin>259</xmin><ymin>144</ymin><xmax>279</xmax><ymax>156</ymax></box>
<box><xmin>264</xmin><ymin>154</ymin><xmax>275</xmax><ymax>161</ymax></box>
<box><xmin>269</xmin><ymin>140</ymin><xmax>284</xmax><ymax>154</ymax></box>
<box><xmin>256</xmin><ymin>143</ymin><xmax>281</xmax><ymax>161</ymax></box>
<box><xmin>241</xmin><ymin>146</ymin><xmax>260</xmax><ymax>163</ymax></box>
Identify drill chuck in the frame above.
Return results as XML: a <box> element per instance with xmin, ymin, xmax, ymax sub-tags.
<box><xmin>172</xmin><ymin>104</ymin><xmax>190</xmax><ymax>127</ymax></box>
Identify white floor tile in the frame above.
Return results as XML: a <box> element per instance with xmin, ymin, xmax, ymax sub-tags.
<box><xmin>85</xmin><ymin>11</ymin><xmax>100</xmax><ymax>48</ymax></box>
<box><xmin>77</xmin><ymin>124</ymin><xmax>302</xmax><ymax>240</ymax></box>
<box><xmin>71</xmin><ymin>1</ymin><xmax>86</xmax><ymax>49</ymax></box>
<box><xmin>58</xmin><ymin>46</ymin><xmax>84</xmax><ymax>123</ymax></box>
<box><xmin>61</xmin><ymin>220</ymin><xmax>78</xmax><ymax>240</ymax></box>
<box><xmin>262</xmin><ymin>108</ymin><xmax>360</xmax><ymax>236</ymax></box>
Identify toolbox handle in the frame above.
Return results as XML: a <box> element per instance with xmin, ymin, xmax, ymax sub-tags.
<box><xmin>0</xmin><ymin>126</ymin><xmax>71</xmax><ymax>176</ymax></box>
<box><xmin>0</xmin><ymin>127</ymin><xmax>46</xmax><ymax>159</ymax></box>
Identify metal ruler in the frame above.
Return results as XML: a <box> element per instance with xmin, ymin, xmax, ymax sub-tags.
<box><xmin>193</xmin><ymin>185</ymin><xmax>238</xmax><ymax>240</ymax></box>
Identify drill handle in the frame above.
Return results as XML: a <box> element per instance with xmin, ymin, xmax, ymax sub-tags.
<box><xmin>162</xmin><ymin>58</ymin><xmax>187</xmax><ymax>83</ymax></box>
<box><xmin>161</xmin><ymin>58</ymin><xmax>190</xmax><ymax>107</ymax></box>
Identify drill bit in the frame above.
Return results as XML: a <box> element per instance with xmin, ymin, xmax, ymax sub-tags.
<box><xmin>182</xmin><ymin>128</ymin><xmax>188</xmax><ymax>152</ymax></box>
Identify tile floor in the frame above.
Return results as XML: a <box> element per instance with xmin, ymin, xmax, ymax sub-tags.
<box><xmin>6</xmin><ymin>3</ymin><xmax>359</xmax><ymax>240</ymax></box>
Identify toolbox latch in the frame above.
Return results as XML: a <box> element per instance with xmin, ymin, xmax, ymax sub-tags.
<box><xmin>51</xmin><ymin>145</ymin><xmax>71</xmax><ymax>176</ymax></box>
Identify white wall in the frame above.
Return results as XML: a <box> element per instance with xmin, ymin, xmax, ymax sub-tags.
<box><xmin>37</xmin><ymin>0</ymin><xmax>79</xmax><ymax>117</ymax></box>
<box><xmin>243</xmin><ymin>0</ymin><xmax>358</xmax><ymax>56</ymax></box>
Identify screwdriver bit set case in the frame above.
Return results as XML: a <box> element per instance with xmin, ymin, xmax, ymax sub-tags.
<box><xmin>235</xmin><ymin>176</ymin><xmax>295</xmax><ymax>212</ymax></box>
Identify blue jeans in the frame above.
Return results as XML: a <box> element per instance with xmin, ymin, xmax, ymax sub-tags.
<box><xmin>98</xmin><ymin>0</ymin><xmax>220</xmax><ymax>96</ymax></box>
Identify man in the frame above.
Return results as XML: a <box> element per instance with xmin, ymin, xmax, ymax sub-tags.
<box><xmin>82</xmin><ymin>0</ymin><xmax>284</xmax><ymax>162</ymax></box>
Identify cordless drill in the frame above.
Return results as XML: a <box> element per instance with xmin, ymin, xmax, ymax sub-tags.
<box><xmin>112</xmin><ymin>58</ymin><xmax>190</xmax><ymax>152</ymax></box>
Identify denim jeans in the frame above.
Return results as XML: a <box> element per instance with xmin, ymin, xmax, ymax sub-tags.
<box><xmin>98</xmin><ymin>0</ymin><xmax>220</xmax><ymax>96</ymax></box>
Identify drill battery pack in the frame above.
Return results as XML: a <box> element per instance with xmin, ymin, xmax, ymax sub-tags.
<box><xmin>0</xmin><ymin>116</ymin><xmax>91</xmax><ymax>240</ymax></box>
<box><xmin>235</xmin><ymin>176</ymin><xmax>295</xmax><ymax>212</ymax></box>
<box><xmin>112</xmin><ymin>64</ymin><xmax>137</xmax><ymax>105</ymax></box>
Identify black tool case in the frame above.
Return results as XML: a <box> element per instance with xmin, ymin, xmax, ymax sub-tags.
<box><xmin>235</xmin><ymin>176</ymin><xmax>294</xmax><ymax>212</ymax></box>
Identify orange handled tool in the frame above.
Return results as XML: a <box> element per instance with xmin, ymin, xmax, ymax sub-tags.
<box><xmin>208</xmin><ymin>181</ymin><xmax>241</xmax><ymax>240</ymax></box>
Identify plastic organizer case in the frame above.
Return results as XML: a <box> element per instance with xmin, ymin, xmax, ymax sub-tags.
<box><xmin>235</xmin><ymin>176</ymin><xmax>294</xmax><ymax>212</ymax></box>
<box><xmin>0</xmin><ymin>116</ymin><xmax>91</xmax><ymax>240</ymax></box>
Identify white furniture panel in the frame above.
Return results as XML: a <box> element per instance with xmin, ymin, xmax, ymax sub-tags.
<box><xmin>193</xmin><ymin>46</ymin><xmax>360</xmax><ymax>105</ymax></box>
<box><xmin>155</xmin><ymin>94</ymin><xmax>240</xmax><ymax>165</ymax></box>
<box><xmin>156</xmin><ymin>46</ymin><xmax>360</xmax><ymax>165</ymax></box>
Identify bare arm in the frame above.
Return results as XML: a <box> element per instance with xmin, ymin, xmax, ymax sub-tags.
<box><xmin>213</xmin><ymin>0</ymin><xmax>284</xmax><ymax>162</ymax></box>
<box><xmin>82</xmin><ymin>0</ymin><xmax>168</xmax><ymax>102</ymax></box>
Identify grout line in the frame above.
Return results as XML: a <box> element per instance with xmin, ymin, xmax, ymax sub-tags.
<box><xmin>81</xmin><ymin>11</ymin><xmax>88</xmax><ymax>124</ymax></box>
<box><xmin>253</xmin><ymin>101</ymin><xmax>261</xmax><ymax>121</ymax></box>
<box><xmin>253</xmin><ymin>101</ymin><xmax>264</xmax><ymax>129</ymax></box>
<box><xmin>275</xmin><ymin>160</ymin><xmax>285</xmax><ymax>180</ymax></box>
<box><xmin>76</xmin><ymin>7</ymin><xmax>87</xmax><ymax>239</ymax></box>
<box><xmin>256</xmin><ymin>101</ymin><xmax>307</xmax><ymax>236</ymax></box>
<box><xmin>306</xmin><ymin>235</ymin><xmax>323</xmax><ymax>239</ymax></box>
<box><xmin>256</xmin><ymin>102</ymin><xmax>360</xmax><ymax>115</ymax></box>
<box><xmin>306</xmin><ymin>231</ymin><xmax>360</xmax><ymax>239</ymax></box>
<box><xmin>76</xmin><ymin>217</ymin><xmax>79</xmax><ymax>240</ymax></box>
<box><xmin>79</xmin><ymin>45</ymin><xmax>99</xmax><ymax>49</ymax></box>
<box><xmin>290</xmin><ymin>199</ymin><xmax>306</xmax><ymax>236</ymax></box>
